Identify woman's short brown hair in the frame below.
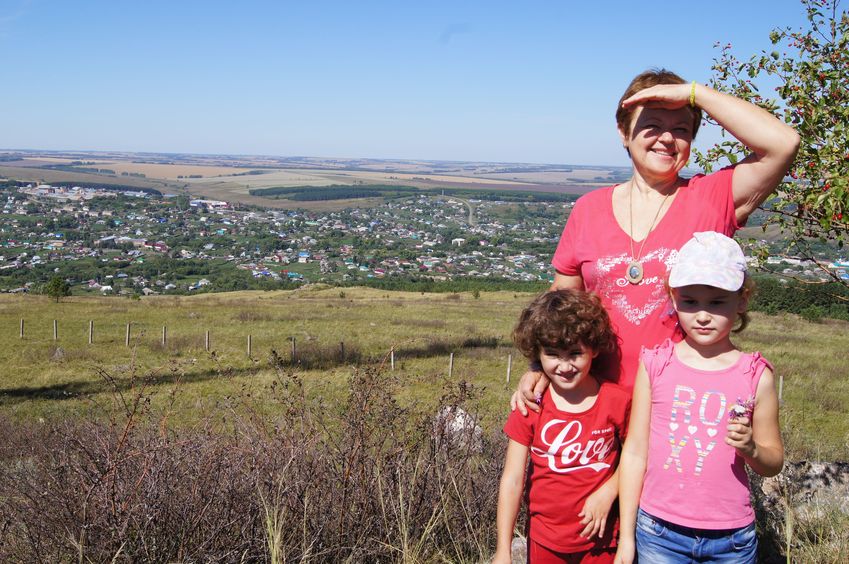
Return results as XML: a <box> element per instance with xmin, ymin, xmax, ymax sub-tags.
<box><xmin>513</xmin><ymin>289</ymin><xmax>618</xmax><ymax>362</ymax></box>
<box><xmin>615</xmin><ymin>68</ymin><xmax>703</xmax><ymax>139</ymax></box>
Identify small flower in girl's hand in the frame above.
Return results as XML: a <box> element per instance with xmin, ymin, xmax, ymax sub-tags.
<box><xmin>728</xmin><ymin>396</ymin><xmax>755</xmax><ymax>421</ymax></box>
<box><xmin>534</xmin><ymin>393</ymin><xmax>543</xmax><ymax>406</ymax></box>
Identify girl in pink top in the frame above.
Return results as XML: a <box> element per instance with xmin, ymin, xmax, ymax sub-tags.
<box><xmin>614</xmin><ymin>232</ymin><xmax>783</xmax><ymax>564</ymax></box>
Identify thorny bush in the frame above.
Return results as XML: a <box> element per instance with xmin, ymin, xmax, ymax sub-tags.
<box><xmin>0</xmin><ymin>360</ymin><xmax>504</xmax><ymax>562</ymax></box>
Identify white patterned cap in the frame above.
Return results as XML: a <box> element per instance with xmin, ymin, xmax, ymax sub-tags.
<box><xmin>669</xmin><ymin>231</ymin><xmax>747</xmax><ymax>291</ymax></box>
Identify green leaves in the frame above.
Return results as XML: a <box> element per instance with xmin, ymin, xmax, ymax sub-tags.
<box><xmin>41</xmin><ymin>276</ymin><xmax>71</xmax><ymax>303</ymax></box>
<box><xmin>700</xmin><ymin>0</ymin><xmax>849</xmax><ymax>262</ymax></box>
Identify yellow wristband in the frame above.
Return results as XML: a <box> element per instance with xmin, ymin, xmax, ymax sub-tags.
<box><xmin>689</xmin><ymin>81</ymin><xmax>697</xmax><ymax>108</ymax></box>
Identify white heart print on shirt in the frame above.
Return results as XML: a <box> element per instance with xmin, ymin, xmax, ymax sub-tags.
<box><xmin>594</xmin><ymin>248</ymin><xmax>678</xmax><ymax>325</ymax></box>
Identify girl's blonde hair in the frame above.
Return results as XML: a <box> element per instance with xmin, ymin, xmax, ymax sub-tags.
<box><xmin>734</xmin><ymin>274</ymin><xmax>755</xmax><ymax>333</ymax></box>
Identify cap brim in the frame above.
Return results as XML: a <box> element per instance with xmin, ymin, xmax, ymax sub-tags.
<box><xmin>668</xmin><ymin>271</ymin><xmax>744</xmax><ymax>292</ymax></box>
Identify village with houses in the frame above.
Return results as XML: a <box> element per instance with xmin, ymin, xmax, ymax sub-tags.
<box><xmin>1</xmin><ymin>181</ymin><xmax>847</xmax><ymax>296</ymax></box>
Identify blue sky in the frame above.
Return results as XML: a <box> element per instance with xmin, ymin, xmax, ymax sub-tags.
<box><xmin>0</xmin><ymin>1</ymin><xmax>810</xmax><ymax>166</ymax></box>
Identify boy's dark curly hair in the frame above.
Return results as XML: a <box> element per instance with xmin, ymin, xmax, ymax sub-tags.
<box><xmin>513</xmin><ymin>289</ymin><xmax>618</xmax><ymax>362</ymax></box>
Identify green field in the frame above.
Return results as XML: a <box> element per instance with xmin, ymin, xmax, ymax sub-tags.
<box><xmin>2</xmin><ymin>287</ymin><xmax>847</xmax><ymax>460</ymax></box>
<box><xmin>0</xmin><ymin>288</ymin><xmax>524</xmax><ymax>428</ymax></box>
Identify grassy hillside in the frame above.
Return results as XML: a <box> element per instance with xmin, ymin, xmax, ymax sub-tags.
<box><xmin>0</xmin><ymin>287</ymin><xmax>523</xmax><ymax>427</ymax></box>
<box><xmin>1</xmin><ymin>287</ymin><xmax>847</xmax><ymax>561</ymax></box>
<box><xmin>1</xmin><ymin>286</ymin><xmax>847</xmax><ymax>460</ymax></box>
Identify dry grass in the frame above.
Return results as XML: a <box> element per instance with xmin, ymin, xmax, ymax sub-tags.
<box><xmin>0</xmin><ymin>363</ymin><xmax>502</xmax><ymax>562</ymax></box>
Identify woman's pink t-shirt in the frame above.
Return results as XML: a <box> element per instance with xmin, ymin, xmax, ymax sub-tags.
<box><xmin>551</xmin><ymin>167</ymin><xmax>739</xmax><ymax>389</ymax></box>
<box><xmin>639</xmin><ymin>340</ymin><xmax>771</xmax><ymax>529</ymax></box>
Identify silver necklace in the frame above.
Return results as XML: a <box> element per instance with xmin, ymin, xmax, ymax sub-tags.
<box><xmin>626</xmin><ymin>184</ymin><xmax>672</xmax><ymax>285</ymax></box>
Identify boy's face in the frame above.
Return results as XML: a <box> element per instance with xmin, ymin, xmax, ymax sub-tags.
<box><xmin>538</xmin><ymin>343</ymin><xmax>597</xmax><ymax>398</ymax></box>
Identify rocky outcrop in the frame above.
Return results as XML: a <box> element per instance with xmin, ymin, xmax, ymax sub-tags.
<box><xmin>759</xmin><ymin>460</ymin><xmax>849</xmax><ymax>518</ymax></box>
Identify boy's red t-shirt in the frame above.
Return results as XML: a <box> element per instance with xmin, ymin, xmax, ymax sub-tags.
<box><xmin>551</xmin><ymin>167</ymin><xmax>740</xmax><ymax>389</ymax></box>
<box><xmin>503</xmin><ymin>382</ymin><xmax>631</xmax><ymax>554</ymax></box>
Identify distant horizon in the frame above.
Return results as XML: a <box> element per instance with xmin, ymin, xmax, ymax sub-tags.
<box><xmin>0</xmin><ymin>146</ymin><xmax>639</xmax><ymax>171</ymax></box>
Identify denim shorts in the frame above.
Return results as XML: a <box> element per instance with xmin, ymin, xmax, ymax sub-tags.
<box><xmin>635</xmin><ymin>508</ymin><xmax>757</xmax><ymax>563</ymax></box>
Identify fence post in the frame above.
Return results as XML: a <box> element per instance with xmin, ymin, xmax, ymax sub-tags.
<box><xmin>507</xmin><ymin>353</ymin><xmax>512</xmax><ymax>385</ymax></box>
<box><xmin>125</xmin><ymin>323</ymin><xmax>131</xmax><ymax>347</ymax></box>
<box><xmin>448</xmin><ymin>352</ymin><xmax>454</xmax><ymax>378</ymax></box>
<box><xmin>53</xmin><ymin>319</ymin><xmax>58</xmax><ymax>341</ymax></box>
<box><xmin>20</xmin><ymin>319</ymin><xmax>24</xmax><ymax>339</ymax></box>
<box><xmin>162</xmin><ymin>326</ymin><xmax>167</xmax><ymax>347</ymax></box>
<box><xmin>88</xmin><ymin>320</ymin><xmax>93</xmax><ymax>345</ymax></box>
<box><xmin>340</xmin><ymin>341</ymin><xmax>345</xmax><ymax>362</ymax></box>
<box><xmin>247</xmin><ymin>334</ymin><xmax>252</xmax><ymax>358</ymax></box>
<box><xmin>205</xmin><ymin>330</ymin><xmax>210</xmax><ymax>352</ymax></box>
<box><xmin>291</xmin><ymin>337</ymin><xmax>296</xmax><ymax>363</ymax></box>
<box><xmin>778</xmin><ymin>373</ymin><xmax>784</xmax><ymax>403</ymax></box>
<box><xmin>390</xmin><ymin>347</ymin><xmax>395</xmax><ymax>371</ymax></box>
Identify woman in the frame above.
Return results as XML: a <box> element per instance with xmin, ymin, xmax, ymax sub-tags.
<box><xmin>512</xmin><ymin>68</ymin><xmax>799</xmax><ymax>412</ymax></box>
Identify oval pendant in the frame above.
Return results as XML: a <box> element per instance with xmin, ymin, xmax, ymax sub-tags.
<box><xmin>625</xmin><ymin>261</ymin><xmax>643</xmax><ymax>284</ymax></box>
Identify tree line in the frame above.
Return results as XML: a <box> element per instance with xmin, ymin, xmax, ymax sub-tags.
<box><xmin>749</xmin><ymin>275</ymin><xmax>849</xmax><ymax>321</ymax></box>
<box><xmin>249</xmin><ymin>184</ymin><xmax>578</xmax><ymax>203</ymax></box>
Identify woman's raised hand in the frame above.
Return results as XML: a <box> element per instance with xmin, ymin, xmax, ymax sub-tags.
<box><xmin>621</xmin><ymin>83</ymin><xmax>692</xmax><ymax>110</ymax></box>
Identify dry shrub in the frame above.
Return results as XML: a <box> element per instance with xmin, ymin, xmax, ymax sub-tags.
<box><xmin>232</xmin><ymin>310</ymin><xmax>275</xmax><ymax>322</ymax></box>
<box><xmin>401</xmin><ymin>336</ymin><xmax>503</xmax><ymax>359</ymax></box>
<box><xmin>0</xmin><ymin>366</ymin><xmax>503</xmax><ymax>562</ymax></box>
<box><xmin>148</xmin><ymin>333</ymin><xmax>205</xmax><ymax>354</ymax></box>
<box><xmin>266</xmin><ymin>334</ymin><xmax>504</xmax><ymax>371</ymax></box>
<box><xmin>271</xmin><ymin>340</ymin><xmax>365</xmax><ymax>370</ymax></box>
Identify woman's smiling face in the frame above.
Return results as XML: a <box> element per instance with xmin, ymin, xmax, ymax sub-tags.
<box><xmin>621</xmin><ymin>105</ymin><xmax>694</xmax><ymax>182</ymax></box>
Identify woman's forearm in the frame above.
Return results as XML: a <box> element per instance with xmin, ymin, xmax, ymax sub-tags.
<box><xmin>693</xmin><ymin>83</ymin><xmax>800</xmax><ymax>219</ymax></box>
<box><xmin>693</xmin><ymin>84</ymin><xmax>799</xmax><ymax>162</ymax></box>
